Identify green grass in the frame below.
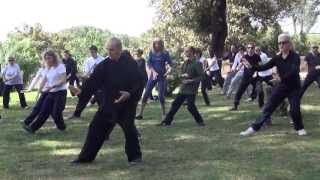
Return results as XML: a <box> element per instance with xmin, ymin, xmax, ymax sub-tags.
<box><xmin>0</xmin><ymin>86</ymin><xmax>320</xmax><ymax>180</ymax></box>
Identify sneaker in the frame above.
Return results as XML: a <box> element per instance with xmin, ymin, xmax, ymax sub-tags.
<box><xmin>297</xmin><ymin>129</ymin><xmax>307</xmax><ymax>136</ymax></box>
<box><xmin>22</xmin><ymin>106</ymin><xmax>29</xmax><ymax>109</ymax></box>
<box><xmin>135</xmin><ymin>115</ymin><xmax>143</xmax><ymax>120</ymax></box>
<box><xmin>240</xmin><ymin>127</ymin><xmax>256</xmax><ymax>137</ymax></box>
<box><xmin>129</xmin><ymin>158</ymin><xmax>143</xmax><ymax>166</ymax></box>
<box><xmin>245</xmin><ymin>98</ymin><xmax>254</xmax><ymax>102</ymax></box>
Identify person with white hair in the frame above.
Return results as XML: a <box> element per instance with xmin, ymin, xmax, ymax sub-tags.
<box><xmin>240</xmin><ymin>34</ymin><xmax>307</xmax><ymax>137</ymax></box>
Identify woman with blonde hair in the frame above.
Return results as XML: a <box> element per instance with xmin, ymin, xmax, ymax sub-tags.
<box><xmin>23</xmin><ymin>50</ymin><xmax>67</xmax><ymax>133</ymax></box>
<box><xmin>136</xmin><ymin>38</ymin><xmax>172</xmax><ymax>120</ymax></box>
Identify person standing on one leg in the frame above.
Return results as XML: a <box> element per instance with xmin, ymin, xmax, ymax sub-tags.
<box><xmin>196</xmin><ymin>48</ymin><xmax>211</xmax><ymax>106</ymax></box>
<box><xmin>240</xmin><ymin>34</ymin><xmax>307</xmax><ymax>137</ymax></box>
<box><xmin>299</xmin><ymin>44</ymin><xmax>320</xmax><ymax>98</ymax></box>
<box><xmin>71</xmin><ymin>38</ymin><xmax>143</xmax><ymax>165</ymax></box>
<box><xmin>230</xmin><ymin>43</ymin><xmax>261</xmax><ymax>111</ymax></box>
<box><xmin>222</xmin><ymin>45</ymin><xmax>238</xmax><ymax>95</ymax></box>
<box><xmin>22</xmin><ymin>50</ymin><xmax>67</xmax><ymax>133</ymax></box>
<box><xmin>159</xmin><ymin>46</ymin><xmax>205</xmax><ymax>127</ymax></box>
<box><xmin>136</xmin><ymin>38</ymin><xmax>172</xmax><ymax>120</ymax></box>
<box><xmin>1</xmin><ymin>56</ymin><xmax>28</xmax><ymax>109</ymax></box>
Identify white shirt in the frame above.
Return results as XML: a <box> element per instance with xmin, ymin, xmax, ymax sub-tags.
<box><xmin>83</xmin><ymin>55</ymin><xmax>104</xmax><ymax>76</ymax></box>
<box><xmin>1</xmin><ymin>63</ymin><xmax>23</xmax><ymax>85</ymax></box>
<box><xmin>44</xmin><ymin>63</ymin><xmax>67</xmax><ymax>92</ymax></box>
<box><xmin>258</xmin><ymin>52</ymin><xmax>273</xmax><ymax>77</ymax></box>
<box><xmin>207</xmin><ymin>57</ymin><xmax>220</xmax><ymax>71</ymax></box>
<box><xmin>231</xmin><ymin>52</ymin><xmax>245</xmax><ymax>72</ymax></box>
<box><xmin>198</xmin><ymin>57</ymin><xmax>206</xmax><ymax>64</ymax></box>
<box><xmin>27</xmin><ymin>67</ymin><xmax>46</xmax><ymax>90</ymax></box>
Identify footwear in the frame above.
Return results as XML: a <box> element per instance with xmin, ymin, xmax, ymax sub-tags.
<box><xmin>57</xmin><ymin>124</ymin><xmax>66</xmax><ymax>131</ymax></box>
<box><xmin>68</xmin><ymin>115</ymin><xmax>80</xmax><ymax>120</ymax></box>
<box><xmin>245</xmin><ymin>98</ymin><xmax>254</xmax><ymax>102</ymax></box>
<box><xmin>129</xmin><ymin>158</ymin><xmax>142</xmax><ymax>166</ymax></box>
<box><xmin>71</xmin><ymin>159</ymin><xmax>92</xmax><ymax>164</ymax></box>
<box><xmin>22</xmin><ymin>106</ymin><xmax>29</xmax><ymax>109</ymax></box>
<box><xmin>297</xmin><ymin>129</ymin><xmax>307</xmax><ymax>136</ymax></box>
<box><xmin>22</xmin><ymin>123</ymin><xmax>34</xmax><ymax>134</ymax></box>
<box><xmin>157</xmin><ymin>122</ymin><xmax>171</xmax><ymax>127</ymax></box>
<box><xmin>229</xmin><ymin>106</ymin><xmax>238</xmax><ymax>111</ymax></box>
<box><xmin>197</xmin><ymin>122</ymin><xmax>206</xmax><ymax>127</ymax></box>
<box><xmin>135</xmin><ymin>115</ymin><xmax>143</xmax><ymax>120</ymax></box>
<box><xmin>240</xmin><ymin>127</ymin><xmax>256</xmax><ymax>137</ymax></box>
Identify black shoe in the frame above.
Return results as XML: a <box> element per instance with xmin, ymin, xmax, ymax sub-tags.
<box><xmin>229</xmin><ymin>106</ymin><xmax>238</xmax><ymax>111</ymax></box>
<box><xmin>71</xmin><ymin>159</ymin><xmax>92</xmax><ymax>165</ymax></box>
<box><xmin>135</xmin><ymin>115</ymin><xmax>143</xmax><ymax>120</ymax></box>
<box><xmin>157</xmin><ymin>122</ymin><xmax>171</xmax><ymax>127</ymax></box>
<box><xmin>129</xmin><ymin>158</ymin><xmax>143</xmax><ymax>166</ymax></box>
<box><xmin>197</xmin><ymin>122</ymin><xmax>206</xmax><ymax>127</ymax></box>
<box><xmin>22</xmin><ymin>124</ymin><xmax>34</xmax><ymax>134</ymax></box>
<box><xmin>68</xmin><ymin>115</ymin><xmax>80</xmax><ymax>120</ymax></box>
<box><xmin>57</xmin><ymin>124</ymin><xmax>66</xmax><ymax>131</ymax></box>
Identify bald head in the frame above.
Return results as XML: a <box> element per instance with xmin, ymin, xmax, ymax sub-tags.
<box><xmin>106</xmin><ymin>37</ymin><xmax>123</xmax><ymax>60</ymax></box>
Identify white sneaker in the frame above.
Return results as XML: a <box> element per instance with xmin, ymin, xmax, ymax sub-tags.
<box><xmin>297</xmin><ymin>129</ymin><xmax>307</xmax><ymax>136</ymax></box>
<box><xmin>240</xmin><ymin>127</ymin><xmax>256</xmax><ymax>137</ymax></box>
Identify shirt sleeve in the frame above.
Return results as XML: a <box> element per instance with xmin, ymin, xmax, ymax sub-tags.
<box><xmin>254</xmin><ymin>57</ymin><xmax>276</xmax><ymax>71</ymax></box>
<box><xmin>57</xmin><ymin>64</ymin><xmax>66</xmax><ymax>74</ymax></box>
<box><xmin>165</xmin><ymin>51</ymin><xmax>173</xmax><ymax>65</ymax></box>
<box><xmin>193</xmin><ymin>62</ymin><xmax>204</xmax><ymax>83</ymax></box>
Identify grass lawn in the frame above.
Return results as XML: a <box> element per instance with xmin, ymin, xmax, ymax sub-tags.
<box><xmin>0</xmin><ymin>85</ymin><xmax>319</xmax><ymax>180</ymax></box>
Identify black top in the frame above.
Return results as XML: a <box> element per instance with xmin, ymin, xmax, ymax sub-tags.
<box><xmin>243</xmin><ymin>54</ymin><xmax>261</xmax><ymax>74</ymax></box>
<box><xmin>223</xmin><ymin>51</ymin><xmax>237</xmax><ymax>66</ymax></box>
<box><xmin>77</xmin><ymin>54</ymin><xmax>144</xmax><ymax>114</ymax></box>
<box><xmin>253</xmin><ymin>51</ymin><xmax>301</xmax><ymax>88</ymax></box>
<box><xmin>62</xmin><ymin>58</ymin><xmax>77</xmax><ymax>79</ymax></box>
<box><xmin>305</xmin><ymin>52</ymin><xmax>320</xmax><ymax>72</ymax></box>
<box><xmin>136</xmin><ymin>58</ymin><xmax>148</xmax><ymax>81</ymax></box>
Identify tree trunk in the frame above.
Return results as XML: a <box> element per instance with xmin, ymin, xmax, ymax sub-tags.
<box><xmin>210</xmin><ymin>0</ymin><xmax>228</xmax><ymax>59</ymax></box>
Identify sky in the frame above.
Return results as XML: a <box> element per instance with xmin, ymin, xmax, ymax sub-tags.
<box><xmin>0</xmin><ymin>0</ymin><xmax>156</xmax><ymax>41</ymax></box>
<box><xmin>0</xmin><ymin>0</ymin><xmax>319</xmax><ymax>42</ymax></box>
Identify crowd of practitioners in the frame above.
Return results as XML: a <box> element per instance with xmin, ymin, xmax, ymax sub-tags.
<box><xmin>1</xmin><ymin>34</ymin><xmax>319</xmax><ymax>165</ymax></box>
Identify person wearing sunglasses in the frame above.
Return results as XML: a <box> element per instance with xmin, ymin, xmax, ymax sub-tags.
<box><xmin>299</xmin><ymin>44</ymin><xmax>320</xmax><ymax>98</ymax></box>
<box><xmin>230</xmin><ymin>43</ymin><xmax>261</xmax><ymax>111</ymax></box>
<box><xmin>1</xmin><ymin>56</ymin><xmax>28</xmax><ymax>109</ymax></box>
<box><xmin>240</xmin><ymin>33</ymin><xmax>307</xmax><ymax>137</ymax></box>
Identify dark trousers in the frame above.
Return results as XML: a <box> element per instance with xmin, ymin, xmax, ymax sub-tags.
<box><xmin>201</xmin><ymin>75</ymin><xmax>211</xmax><ymax>105</ymax></box>
<box><xmin>73</xmin><ymin>90</ymin><xmax>104</xmax><ymax>117</ymax></box>
<box><xmin>142</xmin><ymin>76</ymin><xmax>166</xmax><ymax>104</ymax></box>
<box><xmin>77</xmin><ymin>103</ymin><xmax>142</xmax><ymax>162</ymax></box>
<box><xmin>234</xmin><ymin>70</ymin><xmax>254</xmax><ymax>107</ymax></box>
<box><xmin>163</xmin><ymin>94</ymin><xmax>204</xmax><ymax>125</ymax></box>
<box><xmin>251</xmin><ymin>84</ymin><xmax>304</xmax><ymax>131</ymax></box>
<box><xmin>3</xmin><ymin>84</ymin><xmax>27</xmax><ymax>108</ymax></box>
<box><xmin>251</xmin><ymin>75</ymin><xmax>274</xmax><ymax>107</ymax></box>
<box><xmin>209</xmin><ymin>70</ymin><xmax>224</xmax><ymax>88</ymax></box>
<box><xmin>25</xmin><ymin>90</ymin><xmax>67</xmax><ymax>132</ymax></box>
<box><xmin>300</xmin><ymin>70</ymin><xmax>320</xmax><ymax>98</ymax></box>
<box><xmin>68</xmin><ymin>75</ymin><xmax>81</xmax><ymax>96</ymax></box>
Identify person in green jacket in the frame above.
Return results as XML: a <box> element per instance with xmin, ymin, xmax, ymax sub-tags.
<box><xmin>158</xmin><ymin>46</ymin><xmax>205</xmax><ymax>127</ymax></box>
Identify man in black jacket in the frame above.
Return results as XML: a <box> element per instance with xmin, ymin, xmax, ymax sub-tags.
<box><xmin>62</xmin><ymin>50</ymin><xmax>80</xmax><ymax>90</ymax></box>
<box><xmin>240</xmin><ymin>34</ymin><xmax>307</xmax><ymax>137</ymax></box>
<box><xmin>71</xmin><ymin>38</ymin><xmax>144</xmax><ymax>165</ymax></box>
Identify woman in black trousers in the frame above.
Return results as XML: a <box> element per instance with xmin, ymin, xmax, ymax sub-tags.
<box><xmin>23</xmin><ymin>50</ymin><xmax>67</xmax><ymax>133</ymax></box>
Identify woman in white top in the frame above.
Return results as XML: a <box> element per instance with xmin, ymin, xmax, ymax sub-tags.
<box><xmin>23</xmin><ymin>50</ymin><xmax>67</xmax><ymax>133</ymax></box>
<box><xmin>1</xmin><ymin>56</ymin><xmax>28</xmax><ymax>109</ymax></box>
<box><xmin>205</xmin><ymin>48</ymin><xmax>224</xmax><ymax>89</ymax></box>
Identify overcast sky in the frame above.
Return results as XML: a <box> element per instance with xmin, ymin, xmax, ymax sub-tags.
<box><xmin>0</xmin><ymin>0</ymin><xmax>156</xmax><ymax>41</ymax></box>
<box><xmin>0</xmin><ymin>0</ymin><xmax>319</xmax><ymax>42</ymax></box>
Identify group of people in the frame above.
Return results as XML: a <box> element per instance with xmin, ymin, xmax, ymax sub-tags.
<box><xmin>1</xmin><ymin>33</ymin><xmax>319</xmax><ymax>165</ymax></box>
